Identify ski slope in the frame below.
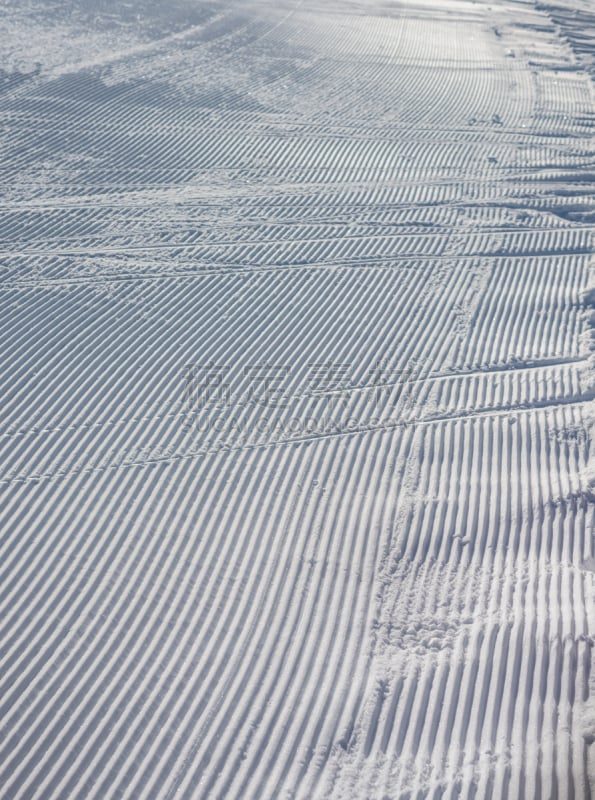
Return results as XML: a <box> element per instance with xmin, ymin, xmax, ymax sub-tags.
<box><xmin>0</xmin><ymin>0</ymin><xmax>594</xmax><ymax>797</ymax></box>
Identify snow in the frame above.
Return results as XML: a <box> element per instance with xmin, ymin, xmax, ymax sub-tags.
<box><xmin>0</xmin><ymin>0</ymin><xmax>594</xmax><ymax>797</ymax></box>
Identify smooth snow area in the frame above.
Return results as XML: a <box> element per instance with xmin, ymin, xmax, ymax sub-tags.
<box><xmin>0</xmin><ymin>0</ymin><xmax>594</xmax><ymax>797</ymax></box>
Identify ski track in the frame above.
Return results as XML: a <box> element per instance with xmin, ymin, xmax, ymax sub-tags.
<box><xmin>0</xmin><ymin>0</ymin><xmax>594</xmax><ymax>797</ymax></box>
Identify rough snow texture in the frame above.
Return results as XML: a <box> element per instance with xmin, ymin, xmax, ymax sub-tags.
<box><xmin>0</xmin><ymin>0</ymin><xmax>594</xmax><ymax>797</ymax></box>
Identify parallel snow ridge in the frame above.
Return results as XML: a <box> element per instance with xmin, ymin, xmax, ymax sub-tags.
<box><xmin>0</xmin><ymin>0</ymin><xmax>594</xmax><ymax>798</ymax></box>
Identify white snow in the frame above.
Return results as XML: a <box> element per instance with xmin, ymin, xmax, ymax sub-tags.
<box><xmin>0</xmin><ymin>0</ymin><xmax>594</xmax><ymax>797</ymax></box>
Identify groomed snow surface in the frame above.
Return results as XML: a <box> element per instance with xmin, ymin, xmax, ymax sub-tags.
<box><xmin>1</xmin><ymin>0</ymin><xmax>595</xmax><ymax>797</ymax></box>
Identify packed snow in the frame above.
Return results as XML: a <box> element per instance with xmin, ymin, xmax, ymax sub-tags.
<box><xmin>0</xmin><ymin>0</ymin><xmax>594</xmax><ymax>797</ymax></box>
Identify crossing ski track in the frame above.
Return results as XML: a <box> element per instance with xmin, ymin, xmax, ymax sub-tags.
<box><xmin>0</xmin><ymin>0</ymin><xmax>594</xmax><ymax>797</ymax></box>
